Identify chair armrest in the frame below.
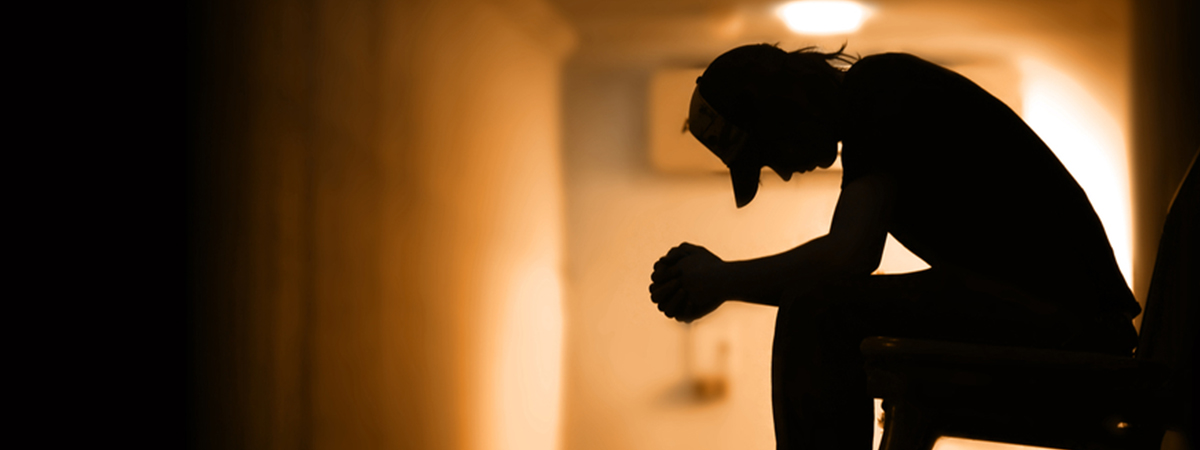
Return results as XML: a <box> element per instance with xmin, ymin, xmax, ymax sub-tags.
<box><xmin>862</xmin><ymin>336</ymin><xmax>1147</xmax><ymax>369</ymax></box>
<box><xmin>861</xmin><ymin>336</ymin><xmax>1169</xmax><ymax>396</ymax></box>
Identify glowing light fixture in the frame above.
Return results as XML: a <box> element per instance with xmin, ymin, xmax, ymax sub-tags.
<box><xmin>777</xmin><ymin>1</ymin><xmax>869</xmax><ymax>35</ymax></box>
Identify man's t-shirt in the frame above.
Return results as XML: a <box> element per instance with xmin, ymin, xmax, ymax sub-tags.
<box><xmin>839</xmin><ymin>53</ymin><xmax>1140</xmax><ymax>319</ymax></box>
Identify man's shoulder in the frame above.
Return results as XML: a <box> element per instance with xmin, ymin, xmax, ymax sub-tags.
<box><xmin>848</xmin><ymin>53</ymin><xmax>931</xmax><ymax>76</ymax></box>
<box><xmin>841</xmin><ymin>53</ymin><xmax>934</xmax><ymax>122</ymax></box>
<box><xmin>846</xmin><ymin>53</ymin><xmax>951</xmax><ymax>92</ymax></box>
<box><xmin>845</xmin><ymin>52</ymin><xmax>991</xmax><ymax>116</ymax></box>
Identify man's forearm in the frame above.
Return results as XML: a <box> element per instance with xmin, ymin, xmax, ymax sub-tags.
<box><xmin>718</xmin><ymin>235</ymin><xmax>858</xmax><ymax>307</ymax></box>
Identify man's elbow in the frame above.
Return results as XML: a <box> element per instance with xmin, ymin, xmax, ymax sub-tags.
<box><xmin>814</xmin><ymin>232</ymin><xmax>885</xmax><ymax>278</ymax></box>
<box><xmin>825</xmin><ymin>245</ymin><xmax>882</xmax><ymax>278</ymax></box>
<box><xmin>841</xmin><ymin>251</ymin><xmax>882</xmax><ymax>277</ymax></box>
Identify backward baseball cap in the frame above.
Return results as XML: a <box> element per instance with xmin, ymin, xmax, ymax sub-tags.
<box><xmin>687</xmin><ymin>85</ymin><xmax>759</xmax><ymax>208</ymax></box>
<box><xmin>687</xmin><ymin>44</ymin><xmax>786</xmax><ymax>208</ymax></box>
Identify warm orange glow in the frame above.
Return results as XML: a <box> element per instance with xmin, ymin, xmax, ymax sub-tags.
<box><xmin>490</xmin><ymin>260</ymin><xmax>565</xmax><ymax>450</ymax></box>
<box><xmin>461</xmin><ymin>25</ymin><xmax>569</xmax><ymax>450</ymax></box>
<box><xmin>777</xmin><ymin>1</ymin><xmax>870</xmax><ymax>35</ymax></box>
<box><xmin>1020</xmin><ymin>58</ymin><xmax>1134</xmax><ymax>289</ymax></box>
<box><xmin>934</xmin><ymin>437</ymin><xmax>1065</xmax><ymax>450</ymax></box>
<box><xmin>380</xmin><ymin>1</ymin><xmax>572</xmax><ymax>449</ymax></box>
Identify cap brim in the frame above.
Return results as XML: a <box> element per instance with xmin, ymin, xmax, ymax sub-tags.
<box><xmin>730</xmin><ymin>164</ymin><xmax>761</xmax><ymax>208</ymax></box>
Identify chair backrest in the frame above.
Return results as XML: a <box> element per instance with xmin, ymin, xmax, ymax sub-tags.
<box><xmin>1134</xmin><ymin>150</ymin><xmax>1198</xmax><ymax>429</ymax></box>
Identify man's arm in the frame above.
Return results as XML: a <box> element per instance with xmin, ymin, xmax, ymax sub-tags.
<box><xmin>650</xmin><ymin>173</ymin><xmax>895</xmax><ymax>321</ymax></box>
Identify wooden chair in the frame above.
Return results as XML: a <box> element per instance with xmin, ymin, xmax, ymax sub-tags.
<box><xmin>862</xmin><ymin>155</ymin><xmax>1197</xmax><ymax>450</ymax></box>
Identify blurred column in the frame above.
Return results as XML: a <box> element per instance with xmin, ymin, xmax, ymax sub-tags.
<box><xmin>189</xmin><ymin>0</ymin><xmax>574</xmax><ymax>449</ymax></box>
<box><xmin>1130</xmin><ymin>0</ymin><xmax>1200</xmax><ymax>308</ymax></box>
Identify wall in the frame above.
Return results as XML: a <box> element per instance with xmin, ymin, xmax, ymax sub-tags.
<box><xmin>188</xmin><ymin>0</ymin><xmax>574</xmax><ymax>449</ymax></box>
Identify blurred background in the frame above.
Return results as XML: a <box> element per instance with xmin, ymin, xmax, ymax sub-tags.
<box><xmin>186</xmin><ymin>0</ymin><xmax>1198</xmax><ymax>449</ymax></box>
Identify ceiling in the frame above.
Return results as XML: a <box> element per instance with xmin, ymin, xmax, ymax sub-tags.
<box><xmin>547</xmin><ymin>0</ymin><xmax>1129</xmax><ymax>69</ymax></box>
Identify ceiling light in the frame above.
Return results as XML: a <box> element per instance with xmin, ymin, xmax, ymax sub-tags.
<box><xmin>777</xmin><ymin>1</ymin><xmax>869</xmax><ymax>35</ymax></box>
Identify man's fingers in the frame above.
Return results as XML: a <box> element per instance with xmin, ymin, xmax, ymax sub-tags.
<box><xmin>655</xmin><ymin>254</ymin><xmax>683</xmax><ymax>271</ymax></box>
<box><xmin>679</xmin><ymin>297</ymin><xmax>703</xmax><ymax>323</ymax></box>
<box><xmin>650</xmin><ymin>265</ymin><xmax>681</xmax><ymax>283</ymax></box>
<box><xmin>658</xmin><ymin>288</ymin><xmax>687</xmax><ymax>318</ymax></box>
<box><xmin>652</xmin><ymin>257</ymin><xmax>671</xmax><ymax>272</ymax></box>
<box><xmin>658</xmin><ymin>244</ymin><xmax>695</xmax><ymax>266</ymax></box>
<box><xmin>652</xmin><ymin>247</ymin><xmax>692</xmax><ymax>280</ymax></box>
<box><xmin>650</xmin><ymin>243</ymin><xmax>709</xmax><ymax>320</ymax></box>
<box><xmin>650</xmin><ymin>279</ymin><xmax>679</xmax><ymax>303</ymax></box>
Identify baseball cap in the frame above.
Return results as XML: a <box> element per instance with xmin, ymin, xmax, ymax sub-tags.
<box><xmin>687</xmin><ymin>83</ymin><xmax>761</xmax><ymax>208</ymax></box>
<box><xmin>687</xmin><ymin>44</ymin><xmax>795</xmax><ymax>208</ymax></box>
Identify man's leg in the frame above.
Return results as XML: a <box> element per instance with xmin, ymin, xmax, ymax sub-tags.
<box><xmin>771</xmin><ymin>288</ymin><xmax>876</xmax><ymax>450</ymax></box>
<box><xmin>769</xmin><ymin>269</ymin><xmax>1063</xmax><ymax>450</ymax></box>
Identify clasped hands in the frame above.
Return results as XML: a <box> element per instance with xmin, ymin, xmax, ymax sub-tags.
<box><xmin>649</xmin><ymin>242</ymin><xmax>728</xmax><ymax>323</ymax></box>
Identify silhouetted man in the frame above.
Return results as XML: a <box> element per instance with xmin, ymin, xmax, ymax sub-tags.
<box><xmin>649</xmin><ymin>44</ymin><xmax>1141</xmax><ymax>450</ymax></box>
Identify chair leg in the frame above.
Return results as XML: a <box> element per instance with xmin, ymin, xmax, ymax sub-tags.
<box><xmin>879</xmin><ymin>400</ymin><xmax>938</xmax><ymax>450</ymax></box>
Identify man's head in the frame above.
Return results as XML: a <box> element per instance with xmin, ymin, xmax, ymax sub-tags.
<box><xmin>687</xmin><ymin>44</ymin><xmax>850</xmax><ymax>207</ymax></box>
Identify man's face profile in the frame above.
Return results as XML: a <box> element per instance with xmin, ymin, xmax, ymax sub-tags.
<box><xmin>687</xmin><ymin>83</ymin><xmax>838</xmax><ymax>207</ymax></box>
<box><xmin>758</xmin><ymin>121</ymin><xmax>839</xmax><ymax>181</ymax></box>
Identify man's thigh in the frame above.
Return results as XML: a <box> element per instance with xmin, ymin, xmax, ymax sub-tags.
<box><xmin>798</xmin><ymin>269</ymin><xmax>1066</xmax><ymax>349</ymax></box>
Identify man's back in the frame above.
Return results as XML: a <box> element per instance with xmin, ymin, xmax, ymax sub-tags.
<box><xmin>840</xmin><ymin>53</ymin><xmax>1140</xmax><ymax>320</ymax></box>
